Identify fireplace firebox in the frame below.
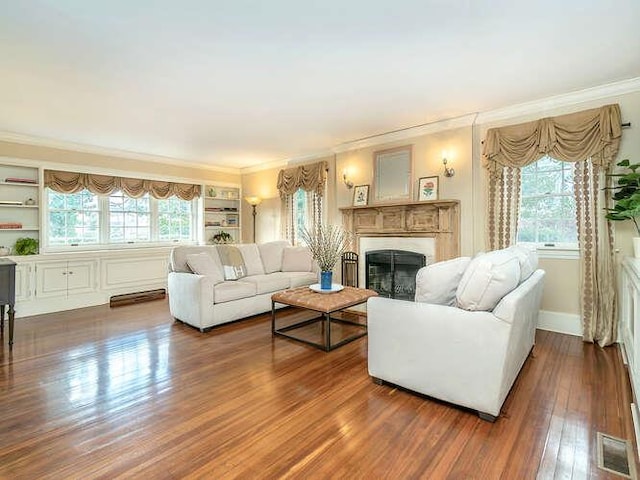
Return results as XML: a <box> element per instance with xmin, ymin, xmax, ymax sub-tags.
<box><xmin>365</xmin><ymin>250</ymin><xmax>426</xmax><ymax>300</ymax></box>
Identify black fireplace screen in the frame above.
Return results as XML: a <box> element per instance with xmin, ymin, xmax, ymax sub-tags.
<box><xmin>365</xmin><ymin>249</ymin><xmax>426</xmax><ymax>300</ymax></box>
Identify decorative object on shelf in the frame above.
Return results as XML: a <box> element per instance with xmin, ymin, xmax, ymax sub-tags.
<box><xmin>353</xmin><ymin>185</ymin><xmax>369</xmax><ymax>207</ymax></box>
<box><xmin>245</xmin><ymin>196</ymin><xmax>262</xmax><ymax>243</ymax></box>
<box><xmin>5</xmin><ymin>177</ymin><xmax>37</xmax><ymax>184</ymax></box>
<box><xmin>300</xmin><ymin>225</ymin><xmax>350</xmax><ymax>290</ymax></box>
<box><xmin>13</xmin><ymin>237</ymin><xmax>38</xmax><ymax>255</ymax></box>
<box><xmin>0</xmin><ymin>246</ymin><xmax>9</xmax><ymax>256</ymax></box>
<box><xmin>418</xmin><ymin>176</ymin><xmax>439</xmax><ymax>201</ymax></box>
<box><xmin>442</xmin><ymin>151</ymin><xmax>455</xmax><ymax>177</ymax></box>
<box><xmin>24</xmin><ymin>198</ymin><xmax>36</xmax><ymax>206</ymax></box>
<box><xmin>605</xmin><ymin>158</ymin><xmax>640</xmax><ymax>257</ymax></box>
<box><xmin>211</xmin><ymin>231</ymin><xmax>233</xmax><ymax>244</ymax></box>
<box><xmin>208</xmin><ymin>187</ymin><xmax>217</xmax><ymax>197</ymax></box>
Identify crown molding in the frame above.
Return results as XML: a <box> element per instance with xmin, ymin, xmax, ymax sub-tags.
<box><xmin>332</xmin><ymin>113</ymin><xmax>477</xmax><ymax>153</ymax></box>
<box><xmin>240</xmin><ymin>149</ymin><xmax>335</xmax><ymax>174</ymax></box>
<box><xmin>0</xmin><ymin>131</ymin><xmax>241</xmax><ymax>175</ymax></box>
<box><xmin>476</xmin><ymin>76</ymin><xmax>640</xmax><ymax>125</ymax></box>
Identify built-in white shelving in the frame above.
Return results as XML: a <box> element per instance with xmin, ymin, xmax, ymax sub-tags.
<box><xmin>0</xmin><ymin>162</ymin><xmax>41</xmax><ymax>254</ymax></box>
<box><xmin>202</xmin><ymin>185</ymin><xmax>241</xmax><ymax>244</ymax></box>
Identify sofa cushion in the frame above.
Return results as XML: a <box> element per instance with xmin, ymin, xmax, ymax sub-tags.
<box><xmin>286</xmin><ymin>271</ymin><xmax>319</xmax><ymax>288</ymax></box>
<box><xmin>217</xmin><ymin>245</ymin><xmax>247</xmax><ymax>280</ymax></box>
<box><xmin>456</xmin><ymin>249</ymin><xmax>521</xmax><ymax>311</ymax></box>
<box><xmin>239</xmin><ymin>273</ymin><xmax>291</xmax><ymax>295</ymax></box>
<box><xmin>237</xmin><ymin>244</ymin><xmax>266</xmax><ymax>276</ymax></box>
<box><xmin>506</xmin><ymin>245</ymin><xmax>538</xmax><ymax>283</ymax></box>
<box><xmin>282</xmin><ymin>246</ymin><xmax>313</xmax><ymax>272</ymax></box>
<box><xmin>415</xmin><ymin>257</ymin><xmax>471</xmax><ymax>306</ymax></box>
<box><xmin>185</xmin><ymin>252</ymin><xmax>225</xmax><ymax>285</ymax></box>
<box><xmin>214</xmin><ymin>281</ymin><xmax>256</xmax><ymax>304</ymax></box>
<box><xmin>170</xmin><ymin>246</ymin><xmax>222</xmax><ymax>273</ymax></box>
<box><xmin>259</xmin><ymin>241</ymin><xmax>290</xmax><ymax>274</ymax></box>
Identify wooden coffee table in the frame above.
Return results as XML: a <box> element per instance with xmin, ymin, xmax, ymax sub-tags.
<box><xmin>271</xmin><ymin>286</ymin><xmax>378</xmax><ymax>351</ymax></box>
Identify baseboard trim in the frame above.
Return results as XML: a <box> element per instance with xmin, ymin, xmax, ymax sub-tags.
<box><xmin>537</xmin><ymin>310</ymin><xmax>582</xmax><ymax>337</ymax></box>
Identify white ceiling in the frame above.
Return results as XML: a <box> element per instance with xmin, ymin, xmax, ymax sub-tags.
<box><xmin>1</xmin><ymin>0</ymin><xmax>639</xmax><ymax>169</ymax></box>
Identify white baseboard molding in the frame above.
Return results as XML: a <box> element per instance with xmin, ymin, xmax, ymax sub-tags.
<box><xmin>537</xmin><ymin>310</ymin><xmax>582</xmax><ymax>337</ymax></box>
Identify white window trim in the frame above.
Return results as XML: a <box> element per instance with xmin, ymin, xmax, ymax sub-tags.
<box><xmin>42</xmin><ymin>189</ymin><xmax>199</xmax><ymax>253</ymax></box>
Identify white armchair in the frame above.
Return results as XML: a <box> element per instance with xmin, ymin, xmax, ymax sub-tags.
<box><xmin>367</xmin><ymin>247</ymin><xmax>545</xmax><ymax>421</ymax></box>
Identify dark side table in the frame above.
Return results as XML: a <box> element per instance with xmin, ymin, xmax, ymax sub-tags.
<box><xmin>0</xmin><ymin>259</ymin><xmax>16</xmax><ymax>346</ymax></box>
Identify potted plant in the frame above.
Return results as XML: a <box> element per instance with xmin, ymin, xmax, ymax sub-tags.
<box><xmin>211</xmin><ymin>231</ymin><xmax>233</xmax><ymax>244</ymax></box>
<box><xmin>605</xmin><ymin>159</ymin><xmax>640</xmax><ymax>257</ymax></box>
<box><xmin>14</xmin><ymin>237</ymin><xmax>39</xmax><ymax>255</ymax></box>
<box><xmin>300</xmin><ymin>225</ymin><xmax>350</xmax><ymax>290</ymax></box>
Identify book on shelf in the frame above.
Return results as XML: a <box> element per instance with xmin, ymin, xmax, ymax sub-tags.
<box><xmin>0</xmin><ymin>200</ymin><xmax>23</xmax><ymax>205</ymax></box>
<box><xmin>0</xmin><ymin>222</ymin><xmax>23</xmax><ymax>229</ymax></box>
<box><xmin>5</xmin><ymin>177</ymin><xmax>37</xmax><ymax>184</ymax></box>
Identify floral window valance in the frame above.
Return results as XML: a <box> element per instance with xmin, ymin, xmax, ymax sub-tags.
<box><xmin>44</xmin><ymin>170</ymin><xmax>201</xmax><ymax>201</ymax></box>
<box><xmin>277</xmin><ymin>161</ymin><xmax>328</xmax><ymax>198</ymax></box>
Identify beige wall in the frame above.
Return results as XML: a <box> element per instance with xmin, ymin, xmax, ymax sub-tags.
<box><xmin>240</xmin><ymin>154</ymin><xmax>337</xmax><ymax>244</ymax></box>
<box><xmin>335</xmin><ymin>126</ymin><xmax>474</xmax><ymax>254</ymax></box>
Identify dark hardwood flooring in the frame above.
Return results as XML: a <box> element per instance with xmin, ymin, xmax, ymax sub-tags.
<box><xmin>0</xmin><ymin>300</ymin><xmax>637</xmax><ymax>479</ymax></box>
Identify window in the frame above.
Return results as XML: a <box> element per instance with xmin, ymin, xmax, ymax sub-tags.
<box><xmin>158</xmin><ymin>196</ymin><xmax>193</xmax><ymax>241</ymax></box>
<box><xmin>48</xmin><ymin>190</ymin><xmax>100</xmax><ymax>246</ymax></box>
<box><xmin>109</xmin><ymin>192</ymin><xmax>151</xmax><ymax>243</ymax></box>
<box><xmin>517</xmin><ymin>156</ymin><xmax>577</xmax><ymax>247</ymax></box>
<box><xmin>46</xmin><ymin>189</ymin><xmax>195</xmax><ymax>249</ymax></box>
<box><xmin>293</xmin><ymin>188</ymin><xmax>308</xmax><ymax>244</ymax></box>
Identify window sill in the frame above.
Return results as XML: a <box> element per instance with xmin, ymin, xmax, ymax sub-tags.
<box><xmin>535</xmin><ymin>246</ymin><xmax>580</xmax><ymax>260</ymax></box>
<box><xmin>42</xmin><ymin>241</ymin><xmax>197</xmax><ymax>254</ymax></box>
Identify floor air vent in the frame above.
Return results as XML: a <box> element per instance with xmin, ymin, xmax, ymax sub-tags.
<box><xmin>597</xmin><ymin>432</ymin><xmax>637</xmax><ymax>479</ymax></box>
<box><xmin>110</xmin><ymin>289</ymin><xmax>166</xmax><ymax>307</ymax></box>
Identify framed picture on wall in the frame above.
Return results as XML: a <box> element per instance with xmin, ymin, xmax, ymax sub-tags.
<box><xmin>418</xmin><ymin>176</ymin><xmax>438</xmax><ymax>201</ymax></box>
<box><xmin>353</xmin><ymin>185</ymin><xmax>370</xmax><ymax>206</ymax></box>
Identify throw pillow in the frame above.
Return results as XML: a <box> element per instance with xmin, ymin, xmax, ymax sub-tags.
<box><xmin>259</xmin><ymin>241</ymin><xmax>290</xmax><ymax>273</ymax></box>
<box><xmin>505</xmin><ymin>245</ymin><xmax>538</xmax><ymax>283</ymax></box>
<box><xmin>217</xmin><ymin>245</ymin><xmax>247</xmax><ymax>280</ymax></box>
<box><xmin>456</xmin><ymin>249</ymin><xmax>521</xmax><ymax>311</ymax></box>
<box><xmin>186</xmin><ymin>252</ymin><xmax>225</xmax><ymax>285</ymax></box>
<box><xmin>281</xmin><ymin>246</ymin><xmax>313</xmax><ymax>272</ymax></box>
<box><xmin>237</xmin><ymin>244</ymin><xmax>266</xmax><ymax>276</ymax></box>
<box><xmin>414</xmin><ymin>256</ymin><xmax>471</xmax><ymax>306</ymax></box>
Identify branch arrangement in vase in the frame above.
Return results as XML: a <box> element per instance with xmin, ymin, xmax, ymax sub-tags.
<box><xmin>300</xmin><ymin>225</ymin><xmax>350</xmax><ymax>272</ymax></box>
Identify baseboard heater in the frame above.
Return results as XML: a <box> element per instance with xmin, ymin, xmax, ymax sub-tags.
<box><xmin>110</xmin><ymin>289</ymin><xmax>166</xmax><ymax>307</ymax></box>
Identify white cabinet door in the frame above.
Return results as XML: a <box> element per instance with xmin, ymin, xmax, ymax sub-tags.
<box><xmin>36</xmin><ymin>260</ymin><xmax>97</xmax><ymax>298</ymax></box>
<box><xmin>15</xmin><ymin>262</ymin><xmax>33</xmax><ymax>302</ymax></box>
<box><xmin>66</xmin><ymin>261</ymin><xmax>96</xmax><ymax>295</ymax></box>
<box><xmin>36</xmin><ymin>261</ymin><xmax>69</xmax><ymax>298</ymax></box>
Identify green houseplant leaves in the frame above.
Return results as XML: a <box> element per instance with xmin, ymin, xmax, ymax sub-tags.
<box><xmin>14</xmin><ymin>237</ymin><xmax>39</xmax><ymax>255</ymax></box>
<box><xmin>606</xmin><ymin>159</ymin><xmax>640</xmax><ymax>236</ymax></box>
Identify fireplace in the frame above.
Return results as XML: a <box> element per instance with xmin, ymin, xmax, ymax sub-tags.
<box><xmin>366</xmin><ymin>250</ymin><xmax>426</xmax><ymax>300</ymax></box>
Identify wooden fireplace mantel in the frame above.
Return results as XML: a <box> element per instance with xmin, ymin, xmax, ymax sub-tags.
<box><xmin>340</xmin><ymin>200</ymin><xmax>460</xmax><ymax>261</ymax></box>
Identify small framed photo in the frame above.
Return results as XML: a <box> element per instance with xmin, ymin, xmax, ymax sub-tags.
<box><xmin>353</xmin><ymin>185</ymin><xmax>370</xmax><ymax>206</ymax></box>
<box><xmin>418</xmin><ymin>176</ymin><xmax>438</xmax><ymax>201</ymax></box>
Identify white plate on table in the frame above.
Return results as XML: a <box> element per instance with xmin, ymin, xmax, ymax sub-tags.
<box><xmin>309</xmin><ymin>283</ymin><xmax>344</xmax><ymax>294</ymax></box>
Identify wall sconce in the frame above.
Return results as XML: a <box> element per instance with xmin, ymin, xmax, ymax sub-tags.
<box><xmin>442</xmin><ymin>152</ymin><xmax>455</xmax><ymax>178</ymax></box>
<box><xmin>342</xmin><ymin>169</ymin><xmax>354</xmax><ymax>189</ymax></box>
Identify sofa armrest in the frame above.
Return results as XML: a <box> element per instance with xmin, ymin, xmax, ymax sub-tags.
<box><xmin>168</xmin><ymin>272</ymin><xmax>215</xmax><ymax>329</ymax></box>
<box><xmin>367</xmin><ymin>297</ymin><xmax>511</xmax><ymax>415</ymax></box>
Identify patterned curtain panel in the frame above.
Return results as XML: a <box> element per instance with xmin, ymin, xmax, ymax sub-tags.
<box><xmin>482</xmin><ymin>104</ymin><xmax>622</xmax><ymax>346</ymax></box>
<box><xmin>574</xmin><ymin>161</ymin><xmax>617</xmax><ymax>346</ymax></box>
<box><xmin>44</xmin><ymin>170</ymin><xmax>201</xmax><ymax>200</ymax></box>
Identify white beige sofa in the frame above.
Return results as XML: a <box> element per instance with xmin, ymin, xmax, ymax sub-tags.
<box><xmin>367</xmin><ymin>246</ymin><xmax>545</xmax><ymax>421</ymax></box>
<box><xmin>168</xmin><ymin>241</ymin><xmax>318</xmax><ymax>331</ymax></box>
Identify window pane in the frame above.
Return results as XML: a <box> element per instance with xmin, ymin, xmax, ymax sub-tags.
<box><xmin>47</xmin><ymin>189</ymin><xmax>100</xmax><ymax>246</ymax></box>
<box><xmin>109</xmin><ymin>192</ymin><xmax>150</xmax><ymax>242</ymax></box>
<box><xmin>157</xmin><ymin>196</ymin><xmax>193</xmax><ymax>241</ymax></box>
<box><xmin>517</xmin><ymin>156</ymin><xmax>577</xmax><ymax>245</ymax></box>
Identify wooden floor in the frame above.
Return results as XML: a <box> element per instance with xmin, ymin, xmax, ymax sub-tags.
<box><xmin>0</xmin><ymin>300</ymin><xmax>638</xmax><ymax>479</ymax></box>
